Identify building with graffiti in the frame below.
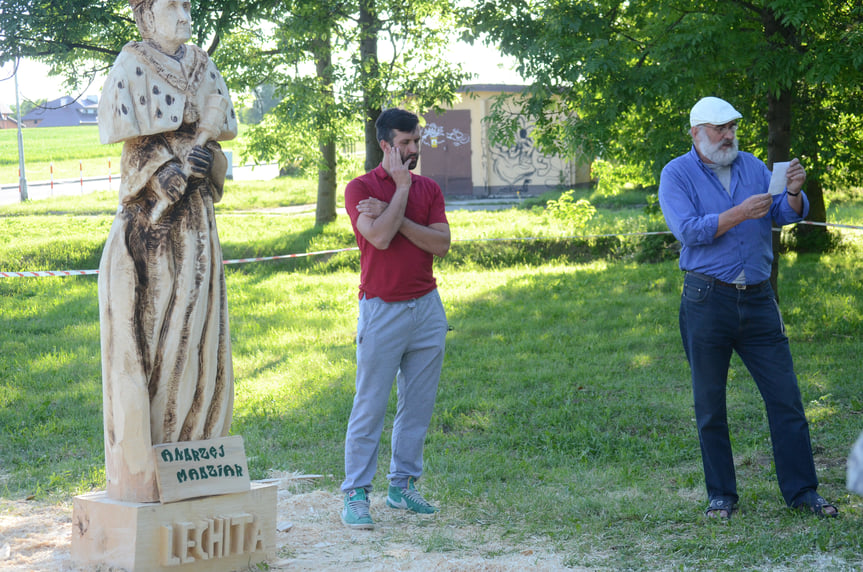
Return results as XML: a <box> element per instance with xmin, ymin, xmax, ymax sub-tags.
<box><xmin>417</xmin><ymin>85</ymin><xmax>592</xmax><ymax>197</ymax></box>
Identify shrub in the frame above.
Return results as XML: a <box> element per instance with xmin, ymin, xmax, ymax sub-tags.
<box><xmin>545</xmin><ymin>190</ymin><xmax>596</xmax><ymax>231</ymax></box>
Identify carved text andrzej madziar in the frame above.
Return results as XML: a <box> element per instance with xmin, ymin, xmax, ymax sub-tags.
<box><xmin>160</xmin><ymin>444</ymin><xmax>227</xmax><ymax>464</ymax></box>
<box><xmin>159</xmin><ymin>513</ymin><xmax>264</xmax><ymax>566</ymax></box>
<box><xmin>159</xmin><ymin>444</ymin><xmax>244</xmax><ymax>485</ymax></box>
<box><xmin>176</xmin><ymin>463</ymin><xmax>244</xmax><ymax>483</ymax></box>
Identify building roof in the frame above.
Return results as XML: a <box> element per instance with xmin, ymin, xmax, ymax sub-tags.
<box><xmin>459</xmin><ymin>84</ymin><xmax>527</xmax><ymax>93</ymax></box>
<box><xmin>21</xmin><ymin>95</ymin><xmax>99</xmax><ymax>127</ymax></box>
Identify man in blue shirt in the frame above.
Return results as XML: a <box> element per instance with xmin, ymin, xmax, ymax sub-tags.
<box><xmin>659</xmin><ymin>96</ymin><xmax>838</xmax><ymax>519</ymax></box>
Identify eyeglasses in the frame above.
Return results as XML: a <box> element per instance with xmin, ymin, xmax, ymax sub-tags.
<box><xmin>704</xmin><ymin>122</ymin><xmax>738</xmax><ymax>136</ymax></box>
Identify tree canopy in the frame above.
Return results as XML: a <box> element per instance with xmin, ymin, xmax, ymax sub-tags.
<box><xmin>0</xmin><ymin>0</ymin><xmax>470</xmax><ymax>224</ymax></box>
<box><xmin>0</xmin><ymin>1</ymin><xmax>262</xmax><ymax>92</ymax></box>
<box><xmin>467</xmin><ymin>0</ymin><xmax>863</xmax><ymax>235</ymax></box>
<box><xmin>217</xmin><ymin>0</ymin><xmax>470</xmax><ymax>223</ymax></box>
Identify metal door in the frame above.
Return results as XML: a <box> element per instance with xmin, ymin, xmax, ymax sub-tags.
<box><xmin>420</xmin><ymin>110</ymin><xmax>472</xmax><ymax>196</ymax></box>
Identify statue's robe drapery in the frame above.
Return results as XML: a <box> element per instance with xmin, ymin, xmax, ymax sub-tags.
<box><xmin>97</xmin><ymin>41</ymin><xmax>238</xmax><ymax>502</ymax></box>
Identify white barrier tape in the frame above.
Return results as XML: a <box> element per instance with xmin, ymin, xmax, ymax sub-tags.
<box><xmin>0</xmin><ymin>269</ymin><xmax>100</xmax><ymax>278</ymax></box>
<box><xmin>0</xmin><ymin>247</ymin><xmax>360</xmax><ymax>278</ymax></box>
<box><xmin>797</xmin><ymin>220</ymin><xmax>863</xmax><ymax>230</ymax></box>
<box><xmin>2</xmin><ymin>222</ymin><xmax>861</xmax><ymax>279</ymax></box>
<box><xmin>454</xmin><ymin>230</ymin><xmax>673</xmax><ymax>243</ymax></box>
<box><xmin>222</xmin><ymin>247</ymin><xmax>358</xmax><ymax>265</ymax></box>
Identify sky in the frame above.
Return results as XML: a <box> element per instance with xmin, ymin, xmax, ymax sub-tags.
<box><xmin>455</xmin><ymin>42</ymin><xmax>525</xmax><ymax>84</ymax></box>
<box><xmin>0</xmin><ymin>42</ymin><xmax>525</xmax><ymax>110</ymax></box>
<box><xmin>0</xmin><ymin>60</ymin><xmax>72</xmax><ymax>107</ymax></box>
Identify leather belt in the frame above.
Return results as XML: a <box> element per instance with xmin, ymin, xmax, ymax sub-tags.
<box><xmin>687</xmin><ymin>271</ymin><xmax>768</xmax><ymax>291</ymax></box>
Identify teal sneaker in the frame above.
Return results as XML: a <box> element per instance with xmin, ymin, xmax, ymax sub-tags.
<box><xmin>386</xmin><ymin>477</ymin><xmax>437</xmax><ymax>514</ymax></box>
<box><xmin>341</xmin><ymin>488</ymin><xmax>374</xmax><ymax>529</ymax></box>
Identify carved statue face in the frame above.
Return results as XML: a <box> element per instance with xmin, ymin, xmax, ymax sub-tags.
<box><xmin>143</xmin><ymin>0</ymin><xmax>192</xmax><ymax>54</ymax></box>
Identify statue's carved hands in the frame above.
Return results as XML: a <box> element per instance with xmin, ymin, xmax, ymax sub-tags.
<box><xmin>149</xmin><ymin>162</ymin><xmax>187</xmax><ymax>222</ymax></box>
<box><xmin>188</xmin><ymin>145</ymin><xmax>214</xmax><ymax>178</ymax></box>
<box><xmin>156</xmin><ymin>162</ymin><xmax>187</xmax><ymax>204</ymax></box>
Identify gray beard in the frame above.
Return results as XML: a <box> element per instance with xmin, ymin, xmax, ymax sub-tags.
<box><xmin>695</xmin><ymin>128</ymin><xmax>739</xmax><ymax>167</ymax></box>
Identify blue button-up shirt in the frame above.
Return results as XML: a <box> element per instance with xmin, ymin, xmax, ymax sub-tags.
<box><xmin>658</xmin><ymin>146</ymin><xmax>809</xmax><ymax>284</ymax></box>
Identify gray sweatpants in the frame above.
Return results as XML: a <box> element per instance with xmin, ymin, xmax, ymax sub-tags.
<box><xmin>342</xmin><ymin>289</ymin><xmax>447</xmax><ymax>492</ymax></box>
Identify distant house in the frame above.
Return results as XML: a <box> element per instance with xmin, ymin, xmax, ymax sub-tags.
<box><xmin>0</xmin><ymin>103</ymin><xmax>17</xmax><ymax>129</ymax></box>
<box><xmin>21</xmin><ymin>95</ymin><xmax>99</xmax><ymax>128</ymax></box>
<box><xmin>417</xmin><ymin>84</ymin><xmax>592</xmax><ymax>198</ymax></box>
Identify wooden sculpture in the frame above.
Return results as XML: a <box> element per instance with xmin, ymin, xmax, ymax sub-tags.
<box><xmin>96</xmin><ymin>0</ymin><xmax>238</xmax><ymax>503</ymax></box>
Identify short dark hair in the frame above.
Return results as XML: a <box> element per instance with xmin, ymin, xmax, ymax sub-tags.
<box><xmin>375</xmin><ymin>108</ymin><xmax>420</xmax><ymax>144</ymax></box>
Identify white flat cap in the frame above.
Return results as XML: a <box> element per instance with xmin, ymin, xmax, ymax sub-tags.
<box><xmin>690</xmin><ymin>97</ymin><xmax>742</xmax><ymax>127</ymax></box>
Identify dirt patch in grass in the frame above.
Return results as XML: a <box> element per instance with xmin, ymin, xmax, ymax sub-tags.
<box><xmin>0</xmin><ymin>478</ymin><xmax>572</xmax><ymax>571</ymax></box>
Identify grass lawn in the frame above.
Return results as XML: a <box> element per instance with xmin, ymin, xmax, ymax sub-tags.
<box><xmin>1</xmin><ymin>176</ymin><xmax>862</xmax><ymax>570</ymax></box>
<box><xmin>0</xmin><ymin>124</ymin><xmax>250</xmax><ymax>183</ymax></box>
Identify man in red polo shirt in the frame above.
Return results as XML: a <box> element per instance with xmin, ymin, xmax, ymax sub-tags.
<box><xmin>340</xmin><ymin>108</ymin><xmax>451</xmax><ymax>529</ymax></box>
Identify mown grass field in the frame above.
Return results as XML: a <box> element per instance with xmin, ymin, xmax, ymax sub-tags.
<box><xmin>1</xmin><ymin>127</ymin><xmax>863</xmax><ymax>569</ymax></box>
<box><xmin>0</xmin><ymin>124</ymin><xmax>249</xmax><ymax>183</ymax></box>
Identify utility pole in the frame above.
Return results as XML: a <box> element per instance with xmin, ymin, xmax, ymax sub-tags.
<box><xmin>14</xmin><ymin>58</ymin><xmax>28</xmax><ymax>201</ymax></box>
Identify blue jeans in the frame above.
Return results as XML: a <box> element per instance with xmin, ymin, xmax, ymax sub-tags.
<box><xmin>342</xmin><ymin>289</ymin><xmax>447</xmax><ymax>493</ymax></box>
<box><xmin>679</xmin><ymin>272</ymin><xmax>818</xmax><ymax>507</ymax></box>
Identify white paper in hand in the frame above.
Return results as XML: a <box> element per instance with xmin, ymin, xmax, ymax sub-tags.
<box><xmin>768</xmin><ymin>161</ymin><xmax>790</xmax><ymax>195</ymax></box>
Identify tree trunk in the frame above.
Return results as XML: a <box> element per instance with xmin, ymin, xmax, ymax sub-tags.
<box><xmin>761</xmin><ymin>7</ymin><xmax>829</xmax><ymax>297</ymax></box>
<box><xmin>314</xmin><ymin>33</ymin><xmax>337</xmax><ymax>225</ymax></box>
<box><xmin>360</xmin><ymin>0</ymin><xmax>382</xmax><ymax>172</ymax></box>
<box><xmin>317</xmin><ymin>139</ymin><xmax>337</xmax><ymax>225</ymax></box>
<box><xmin>765</xmin><ymin>89</ymin><xmax>792</xmax><ymax>301</ymax></box>
<box><xmin>792</xmin><ymin>177</ymin><xmax>830</xmax><ymax>250</ymax></box>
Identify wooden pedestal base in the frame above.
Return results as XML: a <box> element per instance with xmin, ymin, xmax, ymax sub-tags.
<box><xmin>71</xmin><ymin>481</ymin><xmax>277</xmax><ymax>571</ymax></box>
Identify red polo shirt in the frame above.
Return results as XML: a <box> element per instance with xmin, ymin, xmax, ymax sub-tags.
<box><xmin>345</xmin><ymin>165</ymin><xmax>448</xmax><ymax>302</ymax></box>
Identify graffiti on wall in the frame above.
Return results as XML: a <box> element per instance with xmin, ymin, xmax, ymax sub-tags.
<box><xmin>421</xmin><ymin>122</ymin><xmax>471</xmax><ymax>149</ymax></box>
<box><xmin>489</xmin><ymin>114</ymin><xmax>559</xmax><ymax>193</ymax></box>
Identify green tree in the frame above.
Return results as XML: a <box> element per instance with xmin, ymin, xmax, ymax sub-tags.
<box><xmin>215</xmin><ymin>1</ymin><xmax>352</xmax><ymax>225</ymax></box>
<box><xmin>468</xmin><ymin>0</ymin><xmax>863</xmax><ymax>251</ymax></box>
<box><xmin>220</xmin><ymin>0</ymin><xmax>470</xmax><ymax>225</ymax></box>
<box><xmin>1</xmin><ymin>1</ymin><xmax>470</xmax><ymax>226</ymax></box>
<box><xmin>237</xmin><ymin>84</ymin><xmax>281</xmax><ymax>125</ymax></box>
<box><xmin>11</xmin><ymin>97</ymin><xmax>45</xmax><ymax>117</ymax></box>
<box><xmin>0</xmin><ymin>1</ymin><xmax>258</xmax><ymax>91</ymax></box>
